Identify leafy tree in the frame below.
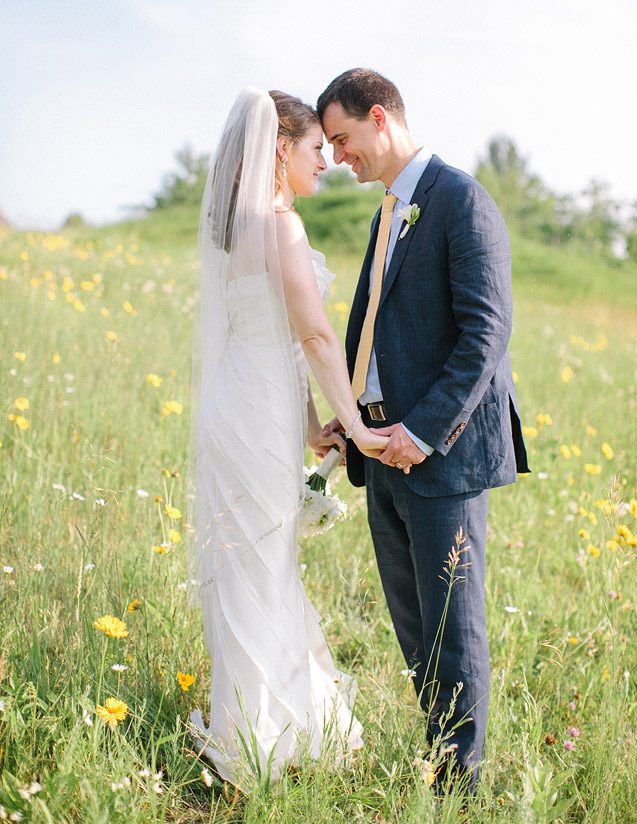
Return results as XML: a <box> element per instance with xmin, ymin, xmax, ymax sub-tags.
<box><xmin>152</xmin><ymin>145</ymin><xmax>210</xmax><ymax>210</ymax></box>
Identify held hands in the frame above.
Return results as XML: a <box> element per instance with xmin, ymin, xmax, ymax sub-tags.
<box><xmin>321</xmin><ymin>415</ymin><xmax>389</xmax><ymax>460</ymax></box>
<box><xmin>372</xmin><ymin>423</ymin><xmax>428</xmax><ymax>474</ymax></box>
<box><xmin>307</xmin><ymin>426</ymin><xmax>346</xmax><ymax>460</ymax></box>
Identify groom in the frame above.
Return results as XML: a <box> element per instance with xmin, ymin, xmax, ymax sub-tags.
<box><xmin>318</xmin><ymin>69</ymin><xmax>529</xmax><ymax>789</ymax></box>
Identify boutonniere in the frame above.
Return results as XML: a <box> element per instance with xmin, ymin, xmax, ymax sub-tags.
<box><xmin>397</xmin><ymin>203</ymin><xmax>421</xmax><ymax>239</ymax></box>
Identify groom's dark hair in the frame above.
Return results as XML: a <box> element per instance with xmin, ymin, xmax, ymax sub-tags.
<box><xmin>317</xmin><ymin>69</ymin><xmax>406</xmax><ymax>125</ymax></box>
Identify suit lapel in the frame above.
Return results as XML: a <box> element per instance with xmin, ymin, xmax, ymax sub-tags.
<box><xmin>379</xmin><ymin>154</ymin><xmax>445</xmax><ymax>309</ymax></box>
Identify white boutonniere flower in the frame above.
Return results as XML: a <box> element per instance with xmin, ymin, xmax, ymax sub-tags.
<box><xmin>398</xmin><ymin>203</ymin><xmax>421</xmax><ymax>239</ymax></box>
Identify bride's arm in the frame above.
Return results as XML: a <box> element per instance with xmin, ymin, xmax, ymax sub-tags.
<box><xmin>275</xmin><ymin>210</ymin><xmax>387</xmax><ymax>458</ymax></box>
<box><xmin>306</xmin><ymin>384</ymin><xmax>344</xmax><ymax>459</ymax></box>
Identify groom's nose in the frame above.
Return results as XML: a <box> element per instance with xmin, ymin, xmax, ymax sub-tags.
<box><xmin>332</xmin><ymin>145</ymin><xmax>345</xmax><ymax>165</ymax></box>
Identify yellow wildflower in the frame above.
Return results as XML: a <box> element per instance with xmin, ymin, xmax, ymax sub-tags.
<box><xmin>152</xmin><ymin>544</ymin><xmax>169</xmax><ymax>554</ymax></box>
<box><xmin>578</xmin><ymin>528</ymin><xmax>590</xmax><ymax>541</ymax></box>
<box><xmin>52</xmin><ymin>352</ymin><xmax>61</xmax><ymax>364</ymax></box>
<box><xmin>164</xmin><ymin>505</ymin><xmax>182</xmax><ymax>520</ymax></box>
<box><xmin>568</xmin><ymin>636</ymin><xmax>579</xmax><ymax>646</ymax></box>
<box><xmin>601</xmin><ymin>666</ymin><xmax>610</xmax><ymax>682</ymax></box>
<box><xmin>80</xmin><ymin>280</ymin><xmax>95</xmax><ymax>291</ymax></box>
<box><xmin>586</xmin><ymin>425</ymin><xmax>597</xmax><ymax>436</ymax></box>
<box><xmin>161</xmin><ymin>400</ymin><xmax>183</xmax><ymax>416</ymax></box>
<box><xmin>522</xmin><ymin>426</ymin><xmax>538</xmax><ymax>439</ymax></box>
<box><xmin>168</xmin><ymin>529</ymin><xmax>181</xmax><ymax>544</ymax></box>
<box><xmin>606</xmin><ymin>540</ymin><xmax>620</xmax><ymax>552</ymax></box>
<box><xmin>100</xmin><ymin>307</ymin><xmax>110</xmax><ymax>317</ymax></box>
<box><xmin>105</xmin><ymin>330</ymin><xmax>118</xmax><ymax>343</ymax></box>
<box><xmin>127</xmin><ymin>598</ymin><xmax>141</xmax><ymax>612</ymax></box>
<box><xmin>560</xmin><ymin>366</ymin><xmax>574</xmax><ymax>383</ymax></box>
<box><xmin>628</xmin><ymin>499</ymin><xmax>637</xmax><ymax>519</ymax></box>
<box><xmin>146</xmin><ymin>373</ymin><xmax>163</xmax><ymax>387</ymax></box>
<box><xmin>588</xmin><ymin>512</ymin><xmax>598</xmax><ymax>525</ymax></box>
<box><xmin>584</xmin><ymin>464</ymin><xmax>601</xmax><ymax>475</ymax></box>
<box><xmin>62</xmin><ymin>276</ymin><xmax>74</xmax><ymax>292</ymax></box>
<box><xmin>559</xmin><ymin>445</ymin><xmax>571</xmax><ymax>459</ymax></box>
<box><xmin>536</xmin><ymin>413</ymin><xmax>552</xmax><ymax>426</ymax></box>
<box><xmin>162</xmin><ymin>468</ymin><xmax>171</xmax><ymax>477</ymax></box>
<box><xmin>8</xmin><ymin>414</ymin><xmax>30</xmax><ymax>430</ymax></box>
<box><xmin>19</xmin><ymin>250</ymin><xmax>29</xmax><ymax>261</ymax></box>
<box><xmin>93</xmin><ymin>614</ymin><xmax>128</xmax><ymax>639</ymax></box>
<box><xmin>512</xmin><ymin>370</ymin><xmax>519</xmax><ymax>384</ymax></box>
<box><xmin>176</xmin><ymin>672</ymin><xmax>196</xmax><ymax>692</ymax></box>
<box><xmin>96</xmin><ymin>697</ymin><xmax>128</xmax><ymax>727</ymax></box>
<box><xmin>567</xmin><ymin>476</ymin><xmax>575</xmax><ymax>486</ymax></box>
<box><xmin>601</xmin><ymin>442</ymin><xmax>614</xmax><ymax>460</ymax></box>
<box><xmin>14</xmin><ymin>351</ymin><xmax>26</xmax><ymax>362</ymax></box>
<box><xmin>587</xmin><ymin>544</ymin><xmax>601</xmax><ymax>557</ymax></box>
<box><xmin>333</xmin><ymin>301</ymin><xmax>349</xmax><ymax>314</ymax></box>
<box><xmin>14</xmin><ymin>397</ymin><xmax>29</xmax><ymax>411</ymax></box>
<box><xmin>570</xmin><ymin>444</ymin><xmax>582</xmax><ymax>457</ymax></box>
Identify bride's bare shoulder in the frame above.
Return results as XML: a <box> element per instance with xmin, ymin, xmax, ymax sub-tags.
<box><xmin>274</xmin><ymin>208</ymin><xmax>307</xmax><ymax>244</ymax></box>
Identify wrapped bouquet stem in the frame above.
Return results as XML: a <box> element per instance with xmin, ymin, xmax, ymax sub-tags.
<box><xmin>299</xmin><ymin>444</ymin><xmax>348</xmax><ymax>538</ymax></box>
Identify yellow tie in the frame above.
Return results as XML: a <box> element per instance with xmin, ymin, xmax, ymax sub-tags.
<box><xmin>351</xmin><ymin>193</ymin><xmax>398</xmax><ymax>400</ymax></box>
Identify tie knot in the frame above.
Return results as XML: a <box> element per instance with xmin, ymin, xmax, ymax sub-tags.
<box><xmin>382</xmin><ymin>193</ymin><xmax>398</xmax><ymax>213</ymax></box>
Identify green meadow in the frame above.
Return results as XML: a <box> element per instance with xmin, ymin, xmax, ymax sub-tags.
<box><xmin>0</xmin><ymin>202</ymin><xmax>636</xmax><ymax>822</ymax></box>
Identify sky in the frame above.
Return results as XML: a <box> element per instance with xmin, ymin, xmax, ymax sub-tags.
<box><xmin>1</xmin><ymin>0</ymin><xmax>636</xmax><ymax>229</ymax></box>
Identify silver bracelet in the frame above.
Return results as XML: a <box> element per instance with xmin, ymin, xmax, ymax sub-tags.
<box><xmin>345</xmin><ymin>411</ymin><xmax>362</xmax><ymax>439</ymax></box>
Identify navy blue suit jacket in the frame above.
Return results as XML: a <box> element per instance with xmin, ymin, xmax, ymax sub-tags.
<box><xmin>345</xmin><ymin>154</ymin><xmax>529</xmax><ymax>496</ymax></box>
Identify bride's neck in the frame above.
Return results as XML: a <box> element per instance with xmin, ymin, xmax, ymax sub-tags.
<box><xmin>274</xmin><ymin>180</ymin><xmax>295</xmax><ymax>210</ymax></box>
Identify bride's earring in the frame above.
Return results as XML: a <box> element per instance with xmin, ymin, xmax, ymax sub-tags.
<box><xmin>281</xmin><ymin>158</ymin><xmax>287</xmax><ymax>179</ymax></box>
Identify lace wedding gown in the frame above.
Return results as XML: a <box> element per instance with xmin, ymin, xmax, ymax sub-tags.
<box><xmin>189</xmin><ymin>248</ymin><xmax>363</xmax><ymax>788</ymax></box>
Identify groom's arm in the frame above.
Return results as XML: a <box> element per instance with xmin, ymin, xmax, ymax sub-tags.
<box><xmin>401</xmin><ymin>179</ymin><xmax>512</xmax><ymax>456</ymax></box>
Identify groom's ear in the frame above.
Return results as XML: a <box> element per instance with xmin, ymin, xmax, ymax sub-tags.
<box><xmin>369</xmin><ymin>105</ymin><xmax>388</xmax><ymax>132</ymax></box>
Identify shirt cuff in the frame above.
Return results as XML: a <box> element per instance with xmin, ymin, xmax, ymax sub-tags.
<box><xmin>400</xmin><ymin>423</ymin><xmax>434</xmax><ymax>456</ymax></box>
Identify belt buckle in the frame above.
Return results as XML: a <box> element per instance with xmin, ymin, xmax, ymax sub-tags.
<box><xmin>367</xmin><ymin>402</ymin><xmax>386</xmax><ymax>422</ymax></box>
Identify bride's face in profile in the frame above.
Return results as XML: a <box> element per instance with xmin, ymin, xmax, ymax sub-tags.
<box><xmin>286</xmin><ymin>123</ymin><xmax>327</xmax><ymax>197</ymax></box>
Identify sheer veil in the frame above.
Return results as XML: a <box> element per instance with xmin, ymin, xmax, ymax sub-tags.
<box><xmin>186</xmin><ymin>88</ymin><xmax>305</xmax><ymax>624</ymax></box>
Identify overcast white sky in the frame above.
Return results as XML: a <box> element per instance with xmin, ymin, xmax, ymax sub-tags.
<box><xmin>1</xmin><ymin>0</ymin><xmax>635</xmax><ymax>229</ymax></box>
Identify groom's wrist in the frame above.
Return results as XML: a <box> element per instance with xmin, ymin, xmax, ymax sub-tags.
<box><xmin>400</xmin><ymin>423</ymin><xmax>434</xmax><ymax>456</ymax></box>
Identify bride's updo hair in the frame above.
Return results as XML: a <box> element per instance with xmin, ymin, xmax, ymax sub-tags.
<box><xmin>269</xmin><ymin>90</ymin><xmax>320</xmax><ymax>193</ymax></box>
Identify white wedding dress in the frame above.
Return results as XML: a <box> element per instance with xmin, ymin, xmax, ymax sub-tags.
<box><xmin>189</xmin><ymin>247</ymin><xmax>363</xmax><ymax>788</ymax></box>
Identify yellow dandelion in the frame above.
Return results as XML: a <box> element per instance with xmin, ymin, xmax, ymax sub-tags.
<box><xmin>168</xmin><ymin>529</ymin><xmax>181</xmax><ymax>544</ymax></box>
<box><xmin>176</xmin><ymin>672</ymin><xmax>196</xmax><ymax>692</ymax></box>
<box><xmin>19</xmin><ymin>250</ymin><xmax>29</xmax><ymax>261</ymax></box>
<box><xmin>62</xmin><ymin>276</ymin><xmax>74</xmax><ymax>292</ymax></box>
<box><xmin>96</xmin><ymin>697</ymin><xmax>128</xmax><ymax>728</ymax></box>
<box><xmin>570</xmin><ymin>444</ymin><xmax>582</xmax><ymax>457</ymax></box>
<box><xmin>80</xmin><ymin>280</ymin><xmax>95</xmax><ymax>291</ymax></box>
<box><xmin>560</xmin><ymin>366</ymin><xmax>574</xmax><ymax>383</ymax></box>
<box><xmin>627</xmin><ymin>499</ymin><xmax>637</xmax><ymax>519</ymax></box>
<box><xmin>8</xmin><ymin>414</ymin><xmax>30</xmax><ymax>430</ymax></box>
<box><xmin>155</xmin><ymin>494</ymin><xmax>163</xmax><ymax>503</ymax></box>
<box><xmin>536</xmin><ymin>413</ymin><xmax>553</xmax><ymax>426</ymax></box>
<box><xmin>14</xmin><ymin>397</ymin><xmax>29</xmax><ymax>411</ymax></box>
<box><xmin>93</xmin><ymin>614</ymin><xmax>128</xmax><ymax>639</ymax></box>
<box><xmin>127</xmin><ymin>598</ymin><xmax>141</xmax><ymax>612</ymax></box>
<box><xmin>152</xmin><ymin>544</ymin><xmax>170</xmax><ymax>554</ymax></box>
<box><xmin>586</xmin><ymin>544</ymin><xmax>601</xmax><ymax>557</ymax></box>
<box><xmin>606</xmin><ymin>540</ymin><xmax>620</xmax><ymax>552</ymax></box>
<box><xmin>586</xmin><ymin>425</ymin><xmax>597</xmax><ymax>436</ymax></box>
<box><xmin>73</xmin><ymin>298</ymin><xmax>85</xmax><ymax>312</ymax></box>
<box><xmin>568</xmin><ymin>636</ymin><xmax>579</xmax><ymax>646</ymax></box>
<box><xmin>522</xmin><ymin>425</ymin><xmax>538</xmax><ymax>439</ymax></box>
<box><xmin>123</xmin><ymin>300</ymin><xmax>134</xmax><ymax>313</ymax></box>
<box><xmin>146</xmin><ymin>373</ymin><xmax>163</xmax><ymax>387</ymax></box>
<box><xmin>567</xmin><ymin>475</ymin><xmax>575</xmax><ymax>486</ymax></box>
<box><xmin>601</xmin><ymin>442</ymin><xmax>614</xmax><ymax>460</ymax></box>
<box><xmin>52</xmin><ymin>352</ymin><xmax>61</xmax><ymax>364</ymax></box>
<box><xmin>161</xmin><ymin>400</ymin><xmax>183</xmax><ymax>416</ymax></box>
<box><xmin>578</xmin><ymin>528</ymin><xmax>590</xmax><ymax>541</ymax></box>
<box><xmin>105</xmin><ymin>330</ymin><xmax>118</xmax><ymax>343</ymax></box>
<box><xmin>559</xmin><ymin>445</ymin><xmax>571</xmax><ymax>459</ymax></box>
<box><xmin>584</xmin><ymin>464</ymin><xmax>601</xmax><ymax>475</ymax></box>
<box><xmin>161</xmin><ymin>468</ymin><xmax>171</xmax><ymax>477</ymax></box>
<box><xmin>164</xmin><ymin>505</ymin><xmax>182</xmax><ymax>520</ymax></box>
<box><xmin>14</xmin><ymin>351</ymin><xmax>26</xmax><ymax>362</ymax></box>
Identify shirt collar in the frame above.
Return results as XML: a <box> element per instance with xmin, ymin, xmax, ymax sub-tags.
<box><xmin>388</xmin><ymin>147</ymin><xmax>432</xmax><ymax>205</ymax></box>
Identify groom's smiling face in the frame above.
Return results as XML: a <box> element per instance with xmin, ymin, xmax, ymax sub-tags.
<box><xmin>322</xmin><ymin>101</ymin><xmax>386</xmax><ymax>184</ymax></box>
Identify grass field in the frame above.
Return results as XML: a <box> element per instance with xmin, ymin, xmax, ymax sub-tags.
<box><xmin>1</xmin><ymin>207</ymin><xmax>636</xmax><ymax>822</ymax></box>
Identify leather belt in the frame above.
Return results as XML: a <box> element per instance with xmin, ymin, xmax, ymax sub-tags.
<box><xmin>363</xmin><ymin>401</ymin><xmax>387</xmax><ymax>422</ymax></box>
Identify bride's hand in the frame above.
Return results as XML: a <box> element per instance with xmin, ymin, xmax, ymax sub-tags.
<box><xmin>307</xmin><ymin>427</ymin><xmax>346</xmax><ymax>460</ymax></box>
<box><xmin>352</xmin><ymin>425</ymin><xmax>389</xmax><ymax>459</ymax></box>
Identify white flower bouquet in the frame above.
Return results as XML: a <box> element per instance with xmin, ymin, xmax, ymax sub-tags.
<box><xmin>299</xmin><ymin>445</ymin><xmax>348</xmax><ymax>538</ymax></box>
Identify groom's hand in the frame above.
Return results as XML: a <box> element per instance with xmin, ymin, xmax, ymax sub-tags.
<box><xmin>375</xmin><ymin>424</ymin><xmax>427</xmax><ymax>474</ymax></box>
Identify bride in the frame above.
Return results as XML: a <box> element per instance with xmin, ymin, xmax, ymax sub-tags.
<box><xmin>187</xmin><ymin>87</ymin><xmax>388</xmax><ymax>788</ymax></box>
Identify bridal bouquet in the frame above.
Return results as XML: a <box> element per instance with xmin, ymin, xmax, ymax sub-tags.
<box><xmin>299</xmin><ymin>445</ymin><xmax>348</xmax><ymax>538</ymax></box>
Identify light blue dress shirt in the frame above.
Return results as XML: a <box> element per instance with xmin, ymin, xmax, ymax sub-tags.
<box><xmin>358</xmin><ymin>147</ymin><xmax>434</xmax><ymax>456</ymax></box>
